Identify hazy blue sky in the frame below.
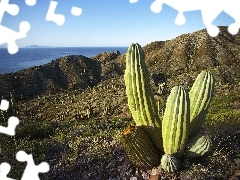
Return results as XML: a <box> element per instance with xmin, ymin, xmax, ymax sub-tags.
<box><xmin>2</xmin><ymin>0</ymin><xmax>235</xmax><ymax>47</ymax></box>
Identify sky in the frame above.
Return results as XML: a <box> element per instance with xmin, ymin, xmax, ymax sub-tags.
<box><xmin>1</xmin><ymin>0</ymin><xmax>235</xmax><ymax>47</ymax></box>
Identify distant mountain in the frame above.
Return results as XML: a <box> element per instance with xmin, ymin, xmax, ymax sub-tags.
<box><xmin>0</xmin><ymin>26</ymin><xmax>239</xmax><ymax>100</ymax></box>
<box><xmin>24</xmin><ymin>45</ymin><xmax>56</xmax><ymax>48</ymax></box>
<box><xmin>0</xmin><ymin>51</ymin><xmax>121</xmax><ymax>100</ymax></box>
<box><xmin>24</xmin><ymin>45</ymin><xmax>52</xmax><ymax>48</ymax></box>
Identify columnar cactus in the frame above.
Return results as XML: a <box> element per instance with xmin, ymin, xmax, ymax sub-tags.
<box><xmin>124</xmin><ymin>43</ymin><xmax>163</xmax><ymax>150</ymax></box>
<box><xmin>120</xmin><ymin>126</ymin><xmax>160</xmax><ymax>170</ymax></box>
<box><xmin>162</xmin><ymin>86</ymin><xmax>190</xmax><ymax>157</ymax></box>
<box><xmin>189</xmin><ymin>71</ymin><xmax>214</xmax><ymax>136</ymax></box>
<box><xmin>122</xmin><ymin>43</ymin><xmax>215</xmax><ymax>173</ymax></box>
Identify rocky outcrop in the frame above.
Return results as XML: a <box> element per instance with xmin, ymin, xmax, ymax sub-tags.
<box><xmin>0</xmin><ymin>55</ymin><xmax>102</xmax><ymax>100</ymax></box>
<box><xmin>93</xmin><ymin>51</ymin><xmax>121</xmax><ymax>63</ymax></box>
<box><xmin>93</xmin><ymin>51</ymin><xmax>123</xmax><ymax>81</ymax></box>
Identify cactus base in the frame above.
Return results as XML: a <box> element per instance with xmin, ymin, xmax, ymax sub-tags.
<box><xmin>161</xmin><ymin>154</ymin><xmax>179</xmax><ymax>173</ymax></box>
<box><xmin>121</xmin><ymin>126</ymin><xmax>160</xmax><ymax>170</ymax></box>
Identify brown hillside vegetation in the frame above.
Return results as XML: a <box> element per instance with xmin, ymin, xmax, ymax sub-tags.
<box><xmin>145</xmin><ymin>26</ymin><xmax>240</xmax><ymax>86</ymax></box>
<box><xmin>0</xmin><ymin>26</ymin><xmax>239</xmax><ymax>179</ymax></box>
<box><xmin>116</xmin><ymin>26</ymin><xmax>240</xmax><ymax>92</ymax></box>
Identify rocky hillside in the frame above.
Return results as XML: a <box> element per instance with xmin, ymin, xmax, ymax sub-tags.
<box><xmin>0</xmin><ymin>52</ymin><xmax>121</xmax><ymax>100</ymax></box>
<box><xmin>153</xmin><ymin>27</ymin><xmax>240</xmax><ymax>85</ymax></box>
<box><xmin>0</xmin><ymin>26</ymin><xmax>240</xmax><ymax>100</ymax></box>
<box><xmin>115</xmin><ymin>26</ymin><xmax>240</xmax><ymax>94</ymax></box>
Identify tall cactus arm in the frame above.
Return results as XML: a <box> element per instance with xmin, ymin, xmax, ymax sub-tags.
<box><xmin>124</xmin><ymin>43</ymin><xmax>163</xmax><ymax>150</ymax></box>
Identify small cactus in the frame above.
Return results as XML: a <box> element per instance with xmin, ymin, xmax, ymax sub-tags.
<box><xmin>121</xmin><ymin>126</ymin><xmax>160</xmax><ymax>170</ymax></box>
<box><xmin>161</xmin><ymin>154</ymin><xmax>179</xmax><ymax>173</ymax></box>
<box><xmin>185</xmin><ymin>134</ymin><xmax>211</xmax><ymax>158</ymax></box>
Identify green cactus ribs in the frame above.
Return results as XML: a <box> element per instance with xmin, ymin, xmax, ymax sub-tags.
<box><xmin>120</xmin><ymin>126</ymin><xmax>160</xmax><ymax>170</ymax></box>
<box><xmin>124</xmin><ymin>43</ymin><xmax>163</xmax><ymax>150</ymax></box>
<box><xmin>161</xmin><ymin>154</ymin><xmax>179</xmax><ymax>173</ymax></box>
<box><xmin>185</xmin><ymin>134</ymin><xmax>211</xmax><ymax>158</ymax></box>
<box><xmin>122</xmin><ymin>42</ymin><xmax>215</xmax><ymax>173</ymax></box>
<box><xmin>162</xmin><ymin>86</ymin><xmax>190</xmax><ymax>157</ymax></box>
<box><xmin>189</xmin><ymin>70</ymin><xmax>214</xmax><ymax>136</ymax></box>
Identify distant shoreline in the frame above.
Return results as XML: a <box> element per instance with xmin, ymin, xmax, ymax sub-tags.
<box><xmin>0</xmin><ymin>47</ymin><xmax>128</xmax><ymax>74</ymax></box>
<box><xmin>22</xmin><ymin>46</ymin><xmax>128</xmax><ymax>49</ymax></box>
<box><xmin>0</xmin><ymin>46</ymin><xmax>128</xmax><ymax>49</ymax></box>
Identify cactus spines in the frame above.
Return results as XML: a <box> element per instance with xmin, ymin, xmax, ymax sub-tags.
<box><xmin>124</xmin><ymin>43</ymin><xmax>162</xmax><ymax>150</ymax></box>
<box><xmin>120</xmin><ymin>126</ymin><xmax>160</xmax><ymax>170</ymax></box>
<box><xmin>189</xmin><ymin>70</ymin><xmax>214</xmax><ymax>136</ymax></box>
<box><xmin>161</xmin><ymin>154</ymin><xmax>179</xmax><ymax>173</ymax></box>
<box><xmin>162</xmin><ymin>86</ymin><xmax>190</xmax><ymax>157</ymax></box>
<box><xmin>185</xmin><ymin>134</ymin><xmax>211</xmax><ymax>158</ymax></box>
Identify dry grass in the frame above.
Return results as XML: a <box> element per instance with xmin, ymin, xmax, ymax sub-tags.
<box><xmin>0</xmin><ymin>75</ymin><xmax>239</xmax><ymax>179</ymax></box>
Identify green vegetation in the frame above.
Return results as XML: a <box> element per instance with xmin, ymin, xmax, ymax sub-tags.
<box><xmin>0</xmin><ymin>43</ymin><xmax>239</xmax><ymax>178</ymax></box>
<box><xmin>122</xmin><ymin>44</ymin><xmax>216</xmax><ymax>173</ymax></box>
<box><xmin>0</xmin><ymin>73</ymin><xmax>239</xmax><ymax>179</ymax></box>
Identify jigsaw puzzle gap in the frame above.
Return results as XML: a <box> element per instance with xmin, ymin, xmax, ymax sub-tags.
<box><xmin>0</xmin><ymin>99</ymin><xmax>9</xmax><ymax>111</ymax></box>
<box><xmin>16</xmin><ymin>151</ymin><xmax>50</xmax><ymax>180</ymax></box>
<box><xmin>0</xmin><ymin>0</ymin><xmax>19</xmax><ymax>22</ymax></box>
<box><xmin>129</xmin><ymin>0</ymin><xmax>138</xmax><ymax>4</ymax></box>
<box><xmin>0</xmin><ymin>0</ymin><xmax>30</xmax><ymax>54</ymax></box>
<box><xmin>0</xmin><ymin>163</ymin><xmax>16</xmax><ymax>180</ymax></box>
<box><xmin>149</xmin><ymin>0</ymin><xmax>240</xmax><ymax>37</ymax></box>
<box><xmin>175</xmin><ymin>12</ymin><xmax>186</xmax><ymax>25</ymax></box>
<box><xmin>0</xmin><ymin>116</ymin><xmax>19</xmax><ymax>136</ymax></box>
<box><xmin>71</xmin><ymin>6</ymin><xmax>82</xmax><ymax>16</ymax></box>
<box><xmin>0</xmin><ymin>21</ymin><xmax>30</xmax><ymax>54</ymax></box>
<box><xmin>25</xmin><ymin>0</ymin><xmax>36</xmax><ymax>6</ymax></box>
<box><xmin>45</xmin><ymin>0</ymin><xmax>65</xmax><ymax>26</ymax></box>
<box><xmin>150</xmin><ymin>0</ymin><xmax>163</xmax><ymax>13</ymax></box>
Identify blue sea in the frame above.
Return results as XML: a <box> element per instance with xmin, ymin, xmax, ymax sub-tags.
<box><xmin>0</xmin><ymin>47</ymin><xmax>128</xmax><ymax>74</ymax></box>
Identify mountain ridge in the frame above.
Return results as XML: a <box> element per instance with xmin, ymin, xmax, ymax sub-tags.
<box><xmin>0</xmin><ymin>26</ymin><xmax>239</xmax><ymax>100</ymax></box>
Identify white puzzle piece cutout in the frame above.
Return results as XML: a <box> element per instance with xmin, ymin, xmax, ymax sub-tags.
<box><xmin>130</xmin><ymin>0</ymin><xmax>240</xmax><ymax>37</ymax></box>
<box><xmin>71</xmin><ymin>6</ymin><xmax>82</xmax><ymax>16</ymax></box>
<box><xmin>0</xmin><ymin>21</ymin><xmax>30</xmax><ymax>54</ymax></box>
<box><xmin>0</xmin><ymin>100</ymin><xmax>19</xmax><ymax>136</ymax></box>
<box><xmin>16</xmin><ymin>151</ymin><xmax>50</xmax><ymax>180</ymax></box>
<box><xmin>0</xmin><ymin>163</ymin><xmax>16</xmax><ymax>180</ymax></box>
<box><xmin>0</xmin><ymin>99</ymin><xmax>9</xmax><ymax>111</ymax></box>
<box><xmin>150</xmin><ymin>0</ymin><xmax>240</xmax><ymax>37</ymax></box>
<box><xmin>46</xmin><ymin>0</ymin><xmax>82</xmax><ymax>25</ymax></box>
<box><xmin>46</xmin><ymin>0</ymin><xmax>65</xmax><ymax>26</ymax></box>
<box><xmin>25</xmin><ymin>0</ymin><xmax>37</xmax><ymax>6</ymax></box>
<box><xmin>0</xmin><ymin>116</ymin><xmax>19</xmax><ymax>136</ymax></box>
<box><xmin>0</xmin><ymin>0</ymin><xmax>19</xmax><ymax>22</ymax></box>
<box><xmin>0</xmin><ymin>0</ymin><xmax>33</xmax><ymax>54</ymax></box>
<box><xmin>129</xmin><ymin>0</ymin><xmax>138</xmax><ymax>4</ymax></box>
